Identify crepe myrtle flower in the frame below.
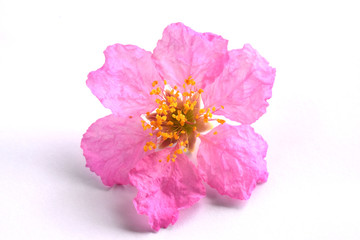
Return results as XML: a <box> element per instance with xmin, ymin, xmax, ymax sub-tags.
<box><xmin>81</xmin><ymin>22</ymin><xmax>275</xmax><ymax>231</ymax></box>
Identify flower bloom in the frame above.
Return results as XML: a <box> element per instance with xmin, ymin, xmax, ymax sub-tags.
<box><xmin>81</xmin><ymin>23</ymin><xmax>275</xmax><ymax>231</ymax></box>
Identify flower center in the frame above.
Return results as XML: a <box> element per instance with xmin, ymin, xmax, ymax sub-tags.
<box><xmin>141</xmin><ymin>76</ymin><xmax>225</xmax><ymax>162</ymax></box>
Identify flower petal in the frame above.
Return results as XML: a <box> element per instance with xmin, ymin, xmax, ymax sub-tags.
<box><xmin>197</xmin><ymin>124</ymin><xmax>268</xmax><ymax>199</ymax></box>
<box><xmin>81</xmin><ymin>115</ymin><xmax>152</xmax><ymax>186</ymax></box>
<box><xmin>152</xmin><ymin>22</ymin><xmax>228</xmax><ymax>89</ymax></box>
<box><xmin>87</xmin><ymin>44</ymin><xmax>161</xmax><ymax>117</ymax></box>
<box><xmin>202</xmin><ymin>44</ymin><xmax>276</xmax><ymax>124</ymax></box>
<box><xmin>129</xmin><ymin>149</ymin><xmax>205</xmax><ymax>231</ymax></box>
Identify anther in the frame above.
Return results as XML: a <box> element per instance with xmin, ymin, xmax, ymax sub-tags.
<box><xmin>217</xmin><ymin>119</ymin><xmax>226</xmax><ymax>124</ymax></box>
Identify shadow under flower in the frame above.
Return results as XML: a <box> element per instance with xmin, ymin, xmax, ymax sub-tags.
<box><xmin>47</xmin><ymin>138</ymin><xmax>247</xmax><ymax>233</ymax></box>
<box><xmin>45</xmin><ymin>141</ymin><xmax>105</xmax><ymax>190</ymax></box>
<box><xmin>205</xmin><ymin>184</ymin><xmax>247</xmax><ymax>209</ymax></box>
<box><xmin>110</xmin><ymin>185</ymin><xmax>154</xmax><ymax>233</ymax></box>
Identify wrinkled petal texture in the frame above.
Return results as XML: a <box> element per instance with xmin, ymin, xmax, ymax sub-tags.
<box><xmin>87</xmin><ymin>44</ymin><xmax>161</xmax><ymax>117</ymax></box>
<box><xmin>129</xmin><ymin>149</ymin><xmax>206</xmax><ymax>231</ymax></box>
<box><xmin>203</xmin><ymin>44</ymin><xmax>276</xmax><ymax>124</ymax></box>
<box><xmin>197</xmin><ymin>124</ymin><xmax>268</xmax><ymax>200</ymax></box>
<box><xmin>153</xmin><ymin>22</ymin><xmax>228</xmax><ymax>89</ymax></box>
<box><xmin>81</xmin><ymin>115</ymin><xmax>153</xmax><ymax>186</ymax></box>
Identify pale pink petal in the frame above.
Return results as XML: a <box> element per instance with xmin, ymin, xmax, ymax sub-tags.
<box><xmin>87</xmin><ymin>44</ymin><xmax>161</xmax><ymax>117</ymax></box>
<box><xmin>81</xmin><ymin>115</ymin><xmax>153</xmax><ymax>186</ymax></box>
<box><xmin>152</xmin><ymin>22</ymin><xmax>228</xmax><ymax>89</ymax></box>
<box><xmin>197</xmin><ymin>124</ymin><xmax>268</xmax><ymax>200</ymax></box>
<box><xmin>202</xmin><ymin>44</ymin><xmax>276</xmax><ymax>124</ymax></box>
<box><xmin>129</xmin><ymin>149</ymin><xmax>205</xmax><ymax>231</ymax></box>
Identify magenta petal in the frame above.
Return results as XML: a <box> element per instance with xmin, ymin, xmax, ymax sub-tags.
<box><xmin>197</xmin><ymin>124</ymin><xmax>268</xmax><ymax>200</ymax></box>
<box><xmin>202</xmin><ymin>44</ymin><xmax>276</xmax><ymax>124</ymax></box>
<box><xmin>129</xmin><ymin>149</ymin><xmax>205</xmax><ymax>231</ymax></box>
<box><xmin>87</xmin><ymin>44</ymin><xmax>161</xmax><ymax>117</ymax></box>
<box><xmin>152</xmin><ymin>22</ymin><xmax>228</xmax><ymax>89</ymax></box>
<box><xmin>81</xmin><ymin>115</ymin><xmax>151</xmax><ymax>186</ymax></box>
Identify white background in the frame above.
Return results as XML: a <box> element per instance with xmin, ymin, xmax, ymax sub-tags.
<box><xmin>1</xmin><ymin>0</ymin><xmax>360</xmax><ymax>239</ymax></box>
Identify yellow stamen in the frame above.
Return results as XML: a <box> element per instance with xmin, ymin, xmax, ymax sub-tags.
<box><xmin>143</xmin><ymin>76</ymin><xmax>219</xmax><ymax>162</ymax></box>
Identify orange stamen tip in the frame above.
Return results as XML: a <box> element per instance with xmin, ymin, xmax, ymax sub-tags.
<box><xmin>221</xmin><ymin>105</ymin><xmax>224</xmax><ymax>109</ymax></box>
<box><xmin>213</xmin><ymin>131</ymin><xmax>218</xmax><ymax>135</ymax></box>
<box><xmin>175</xmin><ymin>149</ymin><xmax>183</xmax><ymax>154</ymax></box>
<box><xmin>152</xmin><ymin>80</ymin><xmax>158</xmax><ymax>87</ymax></box>
<box><xmin>217</xmin><ymin>119</ymin><xmax>226</xmax><ymax>124</ymax></box>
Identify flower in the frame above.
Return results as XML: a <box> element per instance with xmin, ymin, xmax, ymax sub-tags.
<box><xmin>81</xmin><ymin>22</ymin><xmax>275</xmax><ymax>231</ymax></box>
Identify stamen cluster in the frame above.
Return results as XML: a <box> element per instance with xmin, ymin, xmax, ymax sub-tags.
<box><xmin>141</xmin><ymin>77</ymin><xmax>225</xmax><ymax>162</ymax></box>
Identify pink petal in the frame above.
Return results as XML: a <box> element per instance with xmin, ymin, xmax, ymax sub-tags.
<box><xmin>202</xmin><ymin>44</ymin><xmax>276</xmax><ymax>124</ymax></box>
<box><xmin>87</xmin><ymin>44</ymin><xmax>161</xmax><ymax>117</ymax></box>
<box><xmin>81</xmin><ymin>115</ymin><xmax>152</xmax><ymax>186</ymax></box>
<box><xmin>152</xmin><ymin>22</ymin><xmax>228</xmax><ymax>89</ymax></box>
<box><xmin>129</xmin><ymin>149</ymin><xmax>205</xmax><ymax>231</ymax></box>
<box><xmin>197</xmin><ymin>124</ymin><xmax>268</xmax><ymax>200</ymax></box>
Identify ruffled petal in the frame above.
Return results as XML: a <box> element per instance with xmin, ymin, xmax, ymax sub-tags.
<box><xmin>87</xmin><ymin>44</ymin><xmax>161</xmax><ymax>117</ymax></box>
<box><xmin>152</xmin><ymin>22</ymin><xmax>228</xmax><ymax>89</ymax></box>
<box><xmin>81</xmin><ymin>115</ymin><xmax>152</xmax><ymax>186</ymax></box>
<box><xmin>129</xmin><ymin>149</ymin><xmax>205</xmax><ymax>231</ymax></box>
<box><xmin>197</xmin><ymin>124</ymin><xmax>268</xmax><ymax>200</ymax></box>
<box><xmin>202</xmin><ymin>44</ymin><xmax>276</xmax><ymax>124</ymax></box>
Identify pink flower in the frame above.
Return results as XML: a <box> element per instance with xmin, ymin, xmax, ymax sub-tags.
<box><xmin>81</xmin><ymin>23</ymin><xmax>275</xmax><ymax>231</ymax></box>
